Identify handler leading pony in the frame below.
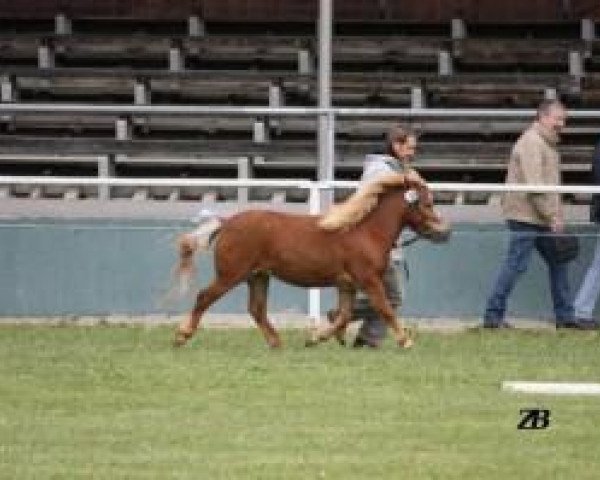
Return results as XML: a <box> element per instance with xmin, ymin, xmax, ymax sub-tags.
<box><xmin>172</xmin><ymin>173</ymin><xmax>450</xmax><ymax>349</ymax></box>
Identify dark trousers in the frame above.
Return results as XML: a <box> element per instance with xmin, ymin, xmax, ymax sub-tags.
<box><xmin>484</xmin><ymin>220</ymin><xmax>574</xmax><ymax>326</ymax></box>
<box><xmin>353</xmin><ymin>263</ymin><xmax>402</xmax><ymax>343</ymax></box>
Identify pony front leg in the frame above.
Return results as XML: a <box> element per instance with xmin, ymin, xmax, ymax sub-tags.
<box><xmin>326</xmin><ymin>309</ymin><xmax>347</xmax><ymax>345</ymax></box>
<box><xmin>363</xmin><ymin>280</ymin><xmax>413</xmax><ymax>349</ymax></box>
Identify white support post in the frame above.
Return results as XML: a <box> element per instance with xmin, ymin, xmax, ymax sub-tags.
<box><xmin>438</xmin><ymin>50</ymin><xmax>453</xmax><ymax>76</ymax></box>
<box><xmin>63</xmin><ymin>187</ymin><xmax>80</xmax><ymax>200</ymax></box>
<box><xmin>581</xmin><ymin>18</ymin><xmax>596</xmax><ymax>58</ymax></box>
<box><xmin>317</xmin><ymin>0</ymin><xmax>334</xmax><ymax>208</ymax></box>
<box><xmin>411</xmin><ymin>86</ymin><xmax>425</xmax><ymax>109</ymax></box>
<box><xmin>168</xmin><ymin>189</ymin><xmax>180</xmax><ymax>201</ymax></box>
<box><xmin>115</xmin><ymin>117</ymin><xmax>131</xmax><ymax>141</ymax></box>
<box><xmin>270</xmin><ymin>191</ymin><xmax>286</xmax><ymax>204</ymax></box>
<box><xmin>97</xmin><ymin>155</ymin><xmax>114</xmax><ymax>200</ymax></box>
<box><xmin>298</xmin><ymin>49</ymin><xmax>314</xmax><ymax>75</ymax></box>
<box><xmin>29</xmin><ymin>186</ymin><xmax>43</xmax><ymax>199</ymax></box>
<box><xmin>544</xmin><ymin>87</ymin><xmax>558</xmax><ymax>101</ymax></box>
<box><xmin>582</xmin><ymin>18</ymin><xmax>595</xmax><ymax>41</ymax></box>
<box><xmin>38</xmin><ymin>42</ymin><xmax>55</xmax><ymax>69</ymax></box>
<box><xmin>569</xmin><ymin>50</ymin><xmax>583</xmax><ymax>77</ymax></box>
<box><xmin>132</xmin><ymin>80</ymin><xmax>149</xmax><ymax>137</ymax></box>
<box><xmin>169</xmin><ymin>42</ymin><xmax>184</xmax><ymax>72</ymax></box>
<box><xmin>252</xmin><ymin>118</ymin><xmax>268</xmax><ymax>169</ymax></box>
<box><xmin>581</xmin><ymin>18</ymin><xmax>595</xmax><ymax>59</ymax></box>
<box><xmin>451</xmin><ymin>18</ymin><xmax>466</xmax><ymax>39</ymax></box>
<box><xmin>55</xmin><ymin>13</ymin><xmax>71</xmax><ymax>35</ymax></box>
<box><xmin>115</xmin><ymin>118</ymin><xmax>131</xmax><ymax>176</ymax></box>
<box><xmin>269</xmin><ymin>83</ymin><xmax>282</xmax><ymax>108</ymax></box>
<box><xmin>252</xmin><ymin>119</ymin><xmax>268</xmax><ymax>145</ymax></box>
<box><xmin>569</xmin><ymin>50</ymin><xmax>583</xmax><ymax>95</ymax></box>
<box><xmin>1</xmin><ymin>75</ymin><xmax>17</xmax><ymax>103</ymax></box>
<box><xmin>318</xmin><ymin>111</ymin><xmax>335</xmax><ymax>207</ymax></box>
<box><xmin>308</xmin><ymin>185</ymin><xmax>321</xmax><ymax>322</ymax></box>
<box><xmin>237</xmin><ymin>156</ymin><xmax>251</xmax><ymax>204</ymax></box>
<box><xmin>133</xmin><ymin>78</ymin><xmax>150</xmax><ymax>105</ymax></box>
<box><xmin>202</xmin><ymin>190</ymin><xmax>217</xmax><ymax>203</ymax></box>
<box><xmin>268</xmin><ymin>82</ymin><xmax>282</xmax><ymax>131</ymax></box>
<box><xmin>188</xmin><ymin>15</ymin><xmax>205</xmax><ymax>37</ymax></box>
<box><xmin>451</xmin><ymin>18</ymin><xmax>466</xmax><ymax>57</ymax></box>
<box><xmin>297</xmin><ymin>47</ymin><xmax>313</xmax><ymax>96</ymax></box>
<box><xmin>132</xmin><ymin>188</ymin><xmax>149</xmax><ymax>201</ymax></box>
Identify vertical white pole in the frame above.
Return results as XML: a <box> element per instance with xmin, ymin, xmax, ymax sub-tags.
<box><xmin>318</xmin><ymin>0</ymin><xmax>334</xmax><ymax>206</ymax></box>
<box><xmin>308</xmin><ymin>184</ymin><xmax>321</xmax><ymax>321</ymax></box>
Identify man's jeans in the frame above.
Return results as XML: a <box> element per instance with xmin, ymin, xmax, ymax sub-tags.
<box><xmin>574</xmin><ymin>233</ymin><xmax>600</xmax><ymax>320</ymax></box>
<box><xmin>484</xmin><ymin>220</ymin><xmax>574</xmax><ymax>326</ymax></box>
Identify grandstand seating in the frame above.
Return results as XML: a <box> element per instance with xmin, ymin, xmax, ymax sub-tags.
<box><xmin>0</xmin><ymin>8</ymin><xmax>600</xmax><ymax>205</ymax></box>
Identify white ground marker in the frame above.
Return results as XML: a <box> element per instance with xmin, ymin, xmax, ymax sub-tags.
<box><xmin>502</xmin><ymin>381</ymin><xmax>600</xmax><ymax>396</ymax></box>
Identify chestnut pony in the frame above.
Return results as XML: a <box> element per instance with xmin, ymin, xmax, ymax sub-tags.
<box><xmin>172</xmin><ymin>173</ymin><xmax>450</xmax><ymax>349</ymax></box>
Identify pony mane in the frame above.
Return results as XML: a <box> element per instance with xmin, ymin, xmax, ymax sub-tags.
<box><xmin>318</xmin><ymin>172</ymin><xmax>425</xmax><ymax>231</ymax></box>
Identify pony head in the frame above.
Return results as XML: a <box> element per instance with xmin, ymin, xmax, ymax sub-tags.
<box><xmin>318</xmin><ymin>172</ymin><xmax>451</xmax><ymax>243</ymax></box>
<box><xmin>402</xmin><ymin>180</ymin><xmax>451</xmax><ymax>243</ymax></box>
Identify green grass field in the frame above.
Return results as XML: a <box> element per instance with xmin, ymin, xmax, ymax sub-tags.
<box><xmin>1</xmin><ymin>324</ymin><xmax>599</xmax><ymax>479</ymax></box>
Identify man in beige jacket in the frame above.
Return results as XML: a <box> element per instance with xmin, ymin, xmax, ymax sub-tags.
<box><xmin>483</xmin><ymin>100</ymin><xmax>584</xmax><ymax>329</ymax></box>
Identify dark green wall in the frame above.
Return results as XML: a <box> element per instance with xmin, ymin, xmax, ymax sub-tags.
<box><xmin>0</xmin><ymin>219</ymin><xmax>596</xmax><ymax>321</ymax></box>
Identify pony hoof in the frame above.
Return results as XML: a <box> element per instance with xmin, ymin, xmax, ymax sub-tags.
<box><xmin>397</xmin><ymin>337</ymin><xmax>414</xmax><ymax>349</ymax></box>
<box><xmin>305</xmin><ymin>333</ymin><xmax>322</xmax><ymax>347</ymax></box>
<box><xmin>332</xmin><ymin>330</ymin><xmax>346</xmax><ymax>346</ymax></box>
<box><xmin>305</xmin><ymin>327</ymin><xmax>321</xmax><ymax>347</ymax></box>
<box><xmin>173</xmin><ymin>332</ymin><xmax>191</xmax><ymax>348</ymax></box>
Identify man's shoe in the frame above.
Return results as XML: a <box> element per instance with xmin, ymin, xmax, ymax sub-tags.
<box><xmin>580</xmin><ymin>320</ymin><xmax>600</xmax><ymax>330</ymax></box>
<box><xmin>557</xmin><ymin>319</ymin><xmax>600</xmax><ymax>330</ymax></box>
<box><xmin>483</xmin><ymin>321</ymin><xmax>514</xmax><ymax>329</ymax></box>
<box><xmin>352</xmin><ymin>335</ymin><xmax>380</xmax><ymax>348</ymax></box>
<box><xmin>556</xmin><ymin>319</ymin><xmax>584</xmax><ymax>329</ymax></box>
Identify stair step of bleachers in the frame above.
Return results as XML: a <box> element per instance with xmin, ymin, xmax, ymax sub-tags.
<box><xmin>6</xmin><ymin>67</ymin><xmax>600</xmax><ymax>108</ymax></box>
<box><xmin>0</xmin><ymin>15</ymin><xmax>599</xmax><ymax>208</ymax></box>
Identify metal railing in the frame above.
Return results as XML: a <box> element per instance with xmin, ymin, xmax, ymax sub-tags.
<box><xmin>2</xmin><ymin>102</ymin><xmax>600</xmax><ymax>190</ymax></box>
<box><xmin>3</xmin><ymin>103</ymin><xmax>600</xmax><ymax>117</ymax></box>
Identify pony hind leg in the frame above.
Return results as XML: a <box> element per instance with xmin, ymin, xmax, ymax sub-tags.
<box><xmin>248</xmin><ymin>271</ymin><xmax>281</xmax><ymax>348</ymax></box>
<box><xmin>306</xmin><ymin>284</ymin><xmax>355</xmax><ymax>347</ymax></box>
<box><xmin>174</xmin><ymin>277</ymin><xmax>238</xmax><ymax>347</ymax></box>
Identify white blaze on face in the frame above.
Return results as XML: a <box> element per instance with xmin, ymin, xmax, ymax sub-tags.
<box><xmin>404</xmin><ymin>189</ymin><xmax>419</xmax><ymax>206</ymax></box>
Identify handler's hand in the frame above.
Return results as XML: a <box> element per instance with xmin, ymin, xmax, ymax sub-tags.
<box><xmin>550</xmin><ymin>217</ymin><xmax>564</xmax><ymax>233</ymax></box>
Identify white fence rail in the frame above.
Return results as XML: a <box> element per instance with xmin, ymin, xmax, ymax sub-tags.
<box><xmin>2</xmin><ymin>175</ymin><xmax>600</xmax><ymax>194</ymax></box>
<box><xmin>3</xmin><ymin>104</ymin><xmax>600</xmax><ymax>118</ymax></box>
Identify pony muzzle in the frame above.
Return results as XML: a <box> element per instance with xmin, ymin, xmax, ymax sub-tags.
<box><xmin>424</xmin><ymin>219</ymin><xmax>452</xmax><ymax>243</ymax></box>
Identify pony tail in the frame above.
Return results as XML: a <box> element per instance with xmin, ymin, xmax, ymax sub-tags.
<box><xmin>175</xmin><ymin>233</ymin><xmax>200</xmax><ymax>296</ymax></box>
<box><xmin>164</xmin><ymin>216</ymin><xmax>222</xmax><ymax>302</ymax></box>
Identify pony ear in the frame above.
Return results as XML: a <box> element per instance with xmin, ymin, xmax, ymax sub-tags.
<box><xmin>404</xmin><ymin>188</ymin><xmax>420</xmax><ymax>206</ymax></box>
